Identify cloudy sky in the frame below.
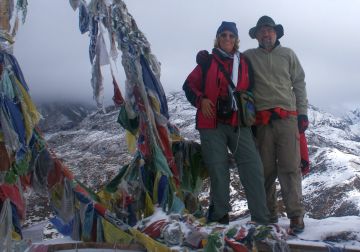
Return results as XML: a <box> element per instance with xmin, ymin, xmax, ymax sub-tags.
<box><xmin>14</xmin><ymin>0</ymin><xmax>360</xmax><ymax>114</ymax></box>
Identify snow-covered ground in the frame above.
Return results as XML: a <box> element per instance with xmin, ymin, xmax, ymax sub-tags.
<box><xmin>22</xmin><ymin>211</ymin><xmax>360</xmax><ymax>250</ymax></box>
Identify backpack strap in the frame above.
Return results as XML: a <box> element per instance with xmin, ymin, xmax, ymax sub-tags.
<box><xmin>212</xmin><ymin>56</ymin><xmax>236</xmax><ymax>90</ymax></box>
<box><xmin>199</xmin><ymin>54</ymin><xmax>213</xmax><ymax>94</ymax></box>
<box><xmin>198</xmin><ymin>53</ymin><xmax>250</xmax><ymax>93</ymax></box>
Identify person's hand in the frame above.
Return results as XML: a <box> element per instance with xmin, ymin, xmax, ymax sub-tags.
<box><xmin>196</xmin><ymin>50</ymin><xmax>211</xmax><ymax>68</ymax></box>
<box><xmin>201</xmin><ymin>98</ymin><xmax>215</xmax><ymax>118</ymax></box>
<box><xmin>298</xmin><ymin>114</ymin><xmax>309</xmax><ymax>133</ymax></box>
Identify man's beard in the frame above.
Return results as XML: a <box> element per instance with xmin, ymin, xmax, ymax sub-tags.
<box><xmin>261</xmin><ymin>38</ymin><xmax>275</xmax><ymax>50</ymax></box>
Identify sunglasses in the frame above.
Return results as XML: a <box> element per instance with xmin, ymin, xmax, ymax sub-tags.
<box><xmin>219</xmin><ymin>32</ymin><xmax>236</xmax><ymax>39</ymax></box>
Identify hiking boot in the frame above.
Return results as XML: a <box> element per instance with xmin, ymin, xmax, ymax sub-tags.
<box><xmin>206</xmin><ymin>205</ymin><xmax>214</xmax><ymax>223</ymax></box>
<box><xmin>217</xmin><ymin>214</ymin><xmax>229</xmax><ymax>225</ymax></box>
<box><xmin>290</xmin><ymin>216</ymin><xmax>305</xmax><ymax>234</ymax></box>
<box><xmin>207</xmin><ymin>213</ymin><xmax>229</xmax><ymax>225</ymax></box>
<box><xmin>206</xmin><ymin>205</ymin><xmax>229</xmax><ymax>225</ymax></box>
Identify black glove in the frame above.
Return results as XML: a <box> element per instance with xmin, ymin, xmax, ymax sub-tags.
<box><xmin>196</xmin><ymin>50</ymin><xmax>211</xmax><ymax>69</ymax></box>
<box><xmin>297</xmin><ymin>114</ymin><xmax>309</xmax><ymax>133</ymax></box>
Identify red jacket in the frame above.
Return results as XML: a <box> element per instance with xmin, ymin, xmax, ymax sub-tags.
<box><xmin>183</xmin><ymin>49</ymin><xmax>253</xmax><ymax>129</ymax></box>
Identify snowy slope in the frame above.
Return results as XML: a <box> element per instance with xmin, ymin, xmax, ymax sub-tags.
<box><xmin>45</xmin><ymin>106</ymin><xmax>132</xmax><ymax>190</ymax></box>
<box><xmin>307</xmin><ymin>105</ymin><xmax>360</xmax><ymax>155</ymax></box>
<box><xmin>345</xmin><ymin>108</ymin><xmax>360</xmax><ymax>138</ymax></box>
<box><xmin>26</xmin><ymin>91</ymin><xmax>360</xmax><ymax>246</ymax></box>
<box><xmin>304</xmin><ymin>105</ymin><xmax>360</xmax><ymax>218</ymax></box>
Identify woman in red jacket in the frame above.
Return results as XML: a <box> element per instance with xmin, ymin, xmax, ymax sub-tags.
<box><xmin>183</xmin><ymin>21</ymin><xmax>269</xmax><ymax>224</ymax></box>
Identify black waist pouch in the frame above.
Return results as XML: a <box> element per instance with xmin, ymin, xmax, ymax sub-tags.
<box><xmin>216</xmin><ymin>96</ymin><xmax>233</xmax><ymax>119</ymax></box>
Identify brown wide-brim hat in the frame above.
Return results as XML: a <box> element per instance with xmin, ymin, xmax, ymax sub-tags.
<box><xmin>249</xmin><ymin>15</ymin><xmax>284</xmax><ymax>39</ymax></box>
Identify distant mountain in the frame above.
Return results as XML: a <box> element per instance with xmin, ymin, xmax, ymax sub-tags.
<box><xmin>344</xmin><ymin>108</ymin><xmax>360</xmax><ymax>137</ymax></box>
<box><xmin>37</xmin><ymin>102</ymin><xmax>96</xmax><ymax>133</ymax></box>
<box><xmin>31</xmin><ymin>91</ymin><xmax>360</xmax><ymax>226</ymax></box>
<box><xmin>42</xmin><ymin>105</ymin><xmax>132</xmax><ymax>190</ymax></box>
<box><xmin>304</xmin><ymin>105</ymin><xmax>360</xmax><ymax>218</ymax></box>
<box><xmin>345</xmin><ymin>108</ymin><xmax>360</xmax><ymax>123</ymax></box>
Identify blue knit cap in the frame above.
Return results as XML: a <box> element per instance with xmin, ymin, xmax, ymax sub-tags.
<box><xmin>216</xmin><ymin>21</ymin><xmax>238</xmax><ymax>38</ymax></box>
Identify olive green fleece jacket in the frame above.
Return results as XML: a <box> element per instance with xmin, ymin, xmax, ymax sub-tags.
<box><xmin>244</xmin><ymin>45</ymin><xmax>308</xmax><ymax>115</ymax></box>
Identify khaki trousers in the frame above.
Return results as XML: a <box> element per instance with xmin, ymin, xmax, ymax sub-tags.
<box><xmin>256</xmin><ymin>115</ymin><xmax>304</xmax><ymax>219</ymax></box>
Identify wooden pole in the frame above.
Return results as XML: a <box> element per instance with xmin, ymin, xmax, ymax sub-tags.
<box><xmin>0</xmin><ymin>0</ymin><xmax>10</xmax><ymax>32</ymax></box>
<box><xmin>0</xmin><ymin>0</ymin><xmax>12</xmax><ymax>171</ymax></box>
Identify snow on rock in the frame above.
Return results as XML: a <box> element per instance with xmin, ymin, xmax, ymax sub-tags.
<box><xmin>304</xmin><ymin>148</ymin><xmax>360</xmax><ymax>191</ymax></box>
<box><xmin>232</xmin><ymin>215</ymin><xmax>360</xmax><ymax>248</ymax></box>
<box><xmin>290</xmin><ymin>216</ymin><xmax>360</xmax><ymax>248</ymax></box>
<box><xmin>345</xmin><ymin>108</ymin><xmax>360</xmax><ymax>138</ymax></box>
<box><xmin>304</xmin><ymin>106</ymin><xmax>360</xmax><ymax>218</ymax></box>
<box><xmin>167</xmin><ymin>92</ymin><xmax>199</xmax><ymax>141</ymax></box>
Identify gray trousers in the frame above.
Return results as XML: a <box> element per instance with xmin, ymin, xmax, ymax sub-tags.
<box><xmin>199</xmin><ymin>123</ymin><xmax>269</xmax><ymax>224</ymax></box>
<box><xmin>256</xmin><ymin>115</ymin><xmax>305</xmax><ymax>219</ymax></box>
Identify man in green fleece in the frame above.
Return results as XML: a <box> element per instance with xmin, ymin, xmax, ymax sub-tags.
<box><xmin>244</xmin><ymin>16</ymin><xmax>308</xmax><ymax>233</ymax></box>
